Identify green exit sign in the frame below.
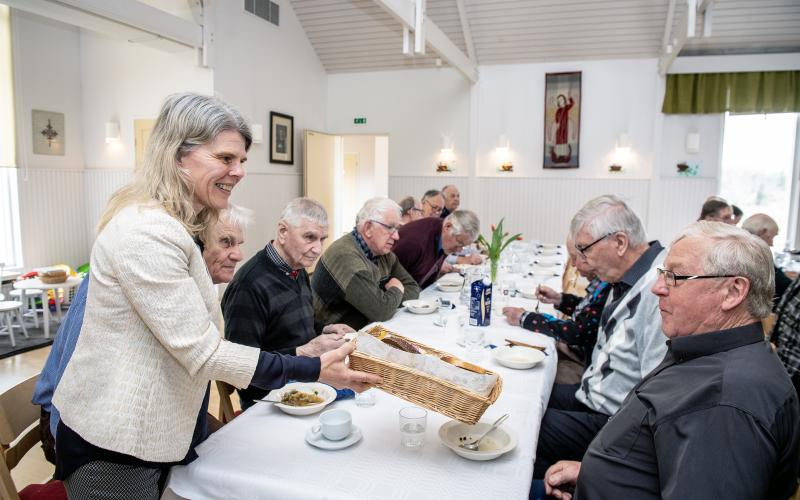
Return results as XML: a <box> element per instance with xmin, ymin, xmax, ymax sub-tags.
<box><xmin>353</xmin><ymin>117</ymin><xmax>367</xmax><ymax>124</ymax></box>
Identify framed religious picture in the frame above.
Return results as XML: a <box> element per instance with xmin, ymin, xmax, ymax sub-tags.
<box><xmin>32</xmin><ymin>110</ymin><xmax>65</xmax><ymax>156</ymax></box>
<box><xmin>134</xmin><ymin>118</ymin><xmax>156</xmax><ymax>169</ymax></box>
<box><xmin>543</xmin><ymin>72</ymin><xmax>581</xmax><ymax>169</ymax></box>
<box><xmin>270</xmin><ymin>111</ymin><xmax>294</xmax><ymax>164</ymax></box>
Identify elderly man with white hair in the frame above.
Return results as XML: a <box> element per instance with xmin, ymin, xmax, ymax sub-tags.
<box><xmin>742</xmin><ymin>212</ymin><xmax>794</xmax><ymax>305</ymax></box>
<box><xmin>222</xmin><ymin>198</ymin><xmax>356</xmax><ymax>409</ymax></box>
<box><xmin>392</xmin><ymin>210</ymin><xmax>481</xmax><ymax>288</ymax></box>
<box><xmin>534</xmin><ymin>195</ymin><xmax>668</xmax><ymax>479</ymax></box>
<box><xmin>312</xmin><ymin>197</ymin><xmax>421</xmax><ymax>330</ymax></box>
<box><xmin>539</xmin><ymin>222</ymin><xmax>800</xmax><ymax>500</ymax></box>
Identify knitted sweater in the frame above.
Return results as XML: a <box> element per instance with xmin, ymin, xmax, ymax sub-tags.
<box><xmin>312</xmin><ymin>233</ymin><xmax>420</xmax><ymax>329</ymax></box>
<box><xmin>53</xmin><ymin>205</ymin><xmax>262</xmax><ymax>462</ymax></box>
<box><xmin>393</xmin><ymin>217</ymin><xmax>446</xmax><ymax>288</ymax></box>
<box><xmin>222</xmin><ymin>246</ymin><xmax>318</xmax><ymax>402</ymax></box>
<box><xmin>575</xmin><ymin>245</ymin><xmax>668</xmax><ymax>416</ymax></box>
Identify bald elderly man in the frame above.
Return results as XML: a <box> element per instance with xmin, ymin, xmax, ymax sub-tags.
<box><xmin>742</xmin><ymin>213</ymin><xmax>794</xmax><ymax>306</ymax></box>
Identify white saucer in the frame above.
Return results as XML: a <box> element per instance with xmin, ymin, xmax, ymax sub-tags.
<box><xmin>305</xmin><ymin>426</ymin><xmax>363</xmax><ymax>450</ymax></box>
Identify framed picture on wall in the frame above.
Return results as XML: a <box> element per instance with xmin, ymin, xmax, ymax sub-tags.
<box><xmin>134</xmin><ymin>118</ymin><xmax>156</xmax><ymax>169</ymax></box>
<box><xmin>32</xmin><ymin>110</ymin><xmax>65</xmax><ymax>156</ymax></box>
<box><xmin>270</xmin><ymin>111</ymin><xmax>294</xmax><ymax>164</ymax></box>
<box><xmin>543</xmin><ymin>72</ymin><xmax>581</xmax><ymax>169</ymax></box>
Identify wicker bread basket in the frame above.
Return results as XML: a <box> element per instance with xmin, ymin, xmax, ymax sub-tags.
<box><xmin>39</xmin><ymin>270</ymin><xmax>68</xmax><ymax>284</ymax></box>
<box><xmin>349</xmin><ymin>325</ymin><xmax>502</xmax><ymax>424</ymax></box>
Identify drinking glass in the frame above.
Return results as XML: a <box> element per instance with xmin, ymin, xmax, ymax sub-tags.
<box><xmin>399</xmin><ymin>406</ymin><xmax>427</xmax><ymax>448</ymax></box>
<box><xmin>355</xmin><ymin>389</ymin><xmax>376</xmax><ymax>408</ymax></box>
<box><xmin>464</xmin><ymin>328</ymin><xmax>486</xmax><ymax>361</ymax></box>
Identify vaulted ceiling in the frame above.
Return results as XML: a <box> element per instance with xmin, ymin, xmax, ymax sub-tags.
<box><xmin>290</xmin><ymin>0</ymin><xmax>800</xmax><ymax>74</ymax></box>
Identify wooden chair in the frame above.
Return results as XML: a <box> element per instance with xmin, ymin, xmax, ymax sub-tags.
<box><xmin>215</xmin><ymin>380</ymin><xmax>239</xmax><ymax>424</ymax></box>
<box><xmin>0</xmin><ymin>374</ymin><xmax>65</xmax><ymax>500</ymax></box>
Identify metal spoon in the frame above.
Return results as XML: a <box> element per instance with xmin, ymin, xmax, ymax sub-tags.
<box><xmin>459</xmin><ymin>414</ymin><xmax>510</xmax><ymax>451</ymax></box>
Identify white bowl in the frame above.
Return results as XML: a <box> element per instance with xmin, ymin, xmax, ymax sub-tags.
<box><xmin>403</xmin><ymin>299</ymin><xmax>438</xmax><ymax>314</ymax></box>
<box><xmin>268</xmin><ymin>382</ymin><xmax>336</xmax><ymax>416</ymax></box>
<box><xmin>493</xmin><ymin>346</ymin><xmax>546</xmax><ymax>369</ymax></box>
<box><xmin>533</xmin><ymin>260</ymin><xmax>560</xmax><ymax>267</ymax></box>
<box><xmin>518</xmin><ymin>288</ymin><xmax>538</xmax><ymax>300</ymax></box>
<box><xmin>439</xmin><ymin>419</ymin><xmax>517</xmax><ymax>461</ymax></box>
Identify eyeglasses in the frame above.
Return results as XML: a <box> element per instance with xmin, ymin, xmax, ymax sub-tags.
<box><xmin>369</xmin><ymin>219</ymin><xmax>400</xmax><ymax>234</ymax></box>
<box><xmin>575</xmin><ymin>233</ymin><xmax>614</xmax><ymax>258</ymax></box>
<box><xmin>656</xmin><ymin>267</ymin><xmax>737</xmax><ymax>287</ymax></box>
<box><xmin>423</xmin><ymin>199</ymin><xmax>443</xmax><ymax>215</ymax></box>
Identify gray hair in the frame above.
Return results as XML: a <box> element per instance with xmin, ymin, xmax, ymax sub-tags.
<box><xmin>199</xmin><ymin>204</ymin><xmax>252</xmax><ymax>245</ymax></box>
<box><xmin>356</xmin><ymin>197</ymin><xmax>401</xmax><ymax>227</ymax></box>
<box><xmin>672</xmin><ymin>221</ymin><xmax>775</xmax><ymax>319</ymax></box>
<box><xmin>398</xmin><ymin>196</ymin><xmax>418</xmax><ymax>217</ymax></box>
<box><xmin>445</xmin><ymin>210</ymin><xmax>480</xmax><ymax>241</ymax></box>
<box><xmin>421</xmin><ymin>189</ymin><xmax>442</xmax><ymax>203</ymax></box>
<box><xmin>742</xmin><ymin>213</ymin><xmax>778</xmax><ymax>237</ymax></box>
<box><xmin>442</xmin><ymin>185</ymin><xmax>458</xmax><ymax>195</ymax></box>
<box><xmin>569</xmin><ymin>195</ymin><xmax>647</xmax><ymax>247</ymax></box>
<box><xmin>280</xmin><ymin>197</ymin><xmax>328</xmax><ymax>227</ymax></box>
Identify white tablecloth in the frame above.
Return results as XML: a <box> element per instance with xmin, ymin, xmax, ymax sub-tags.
<box><xmin>167</xmin><ymin>265</ymin><xmax>564</xmax><ymax>500</ymax></box>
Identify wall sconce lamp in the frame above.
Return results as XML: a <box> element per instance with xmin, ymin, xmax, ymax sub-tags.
<box><xmin>609</xmin><ymin>132</ymin><xmax>631</xmax><ymax>172</ymax></box>
<box><xmin>251</xmin><ymin>124</ymin><xmax>264</xmax><ymax>144</ymax></box>
<box><xmin>437</xmin><ymin>135</ymin><xmax>454</xmax><ymax>172</ymax></box>
<box><xmin>105</xmin><ymin>121</ymin><xmax>120</xmax><ymax>144</ymax></box>
<box><xmin>686</xmin><ymin>132</ymin><xmax>700</xmax><ymax>153</ymax></box>
<box><xmin>496</xmin><ymin>135</ymin><xmax>513</xmax><ymax>172</ymax></box>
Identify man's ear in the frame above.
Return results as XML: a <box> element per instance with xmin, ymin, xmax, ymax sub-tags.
<box><xmin>615</xmin><ymin>232</ymin><xmax>629</xmax><ymax>257</ymax></box>
<box><xmin>720</xmin><ymin>276</ymin><xmax>750</xmax><ymax>312</ymax></box>
<box><xmin>276</xmin><ymin>221</ymin><xmax>288</xmax><ymax>245</ymax></box>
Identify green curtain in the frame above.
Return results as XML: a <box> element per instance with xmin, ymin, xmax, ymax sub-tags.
<box><xmin>662</xmin><ymin>71</ymin><xmax>800</xmax><ymax>114</ymax></box>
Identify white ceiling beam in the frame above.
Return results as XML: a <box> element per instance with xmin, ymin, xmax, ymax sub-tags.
<box><xmin>455</xmin><ymin>0</ymin><xmax>476</xmax><ymax>62</ymax></box>
<box><xmin>658</xmin><ymin>0</ymin><xmax>714</xmax><ymax>75</ymax></box>
<box><xmin>373</xmin><ymin>0</ymin><xmax>478</xmax><ymax>82</ymax></box>
<box><xmin>8</xmin><ymin>0</ymin><xmax>203</xmax><ymax>49</ymax></box>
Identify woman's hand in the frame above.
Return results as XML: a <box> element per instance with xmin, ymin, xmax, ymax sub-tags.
<box><xmin>502</xmin><ymin>307</ymin><xmax>526</xmax><ymax>326</ymax></box>
<box><xmin>536</xmin><ymin>285</ymin><xmax>562</xmax><ymax>305</ymax></box>
<box><xmin>318</xmin><ymin>342</ymin><xmax>382</xmax><ymax>393</ymax></box>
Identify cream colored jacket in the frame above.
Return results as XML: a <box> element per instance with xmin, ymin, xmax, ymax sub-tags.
<box><xmin>53</xmin><ymin>204</ymin><xmax>259</xmax><ymax>462</ymax></box>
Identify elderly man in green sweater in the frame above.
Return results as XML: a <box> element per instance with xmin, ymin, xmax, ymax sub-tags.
<box><xmin>312</xmin><ymin>197</ymin><xmax>421</xmax><ymax>329</ymax></box>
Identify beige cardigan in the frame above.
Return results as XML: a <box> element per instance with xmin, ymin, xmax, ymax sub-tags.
<box><xmin>53</xmin><ymin>205</ymin><xmax>260</xmax><ymax>462</ymax></box>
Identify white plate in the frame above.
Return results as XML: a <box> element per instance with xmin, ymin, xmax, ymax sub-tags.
<box><xmin>305</xmin><ymin>425</ymin><xmax>363</xmax><ymax>450</ymax></box>
<box><xmin>267</xmin><ymin>382</ymin><xmax>336</xmax><ymax>416</ymax></box>
<box><xmin>518</xmin><ymin>289</ymin><xmax>538</xmax><ymax>300</ymax></box>
<box><xmin>494</xmin><ymin>346</ymin><xmax>546</xmax><ymax>369</ymax></box>
<box><xmin>436</xmin><ymin>282</ymin><xmax>463</xmax><ymax>293</ymax></box>
<box><xmin>433</xmin><ymin>315</ymin><xmax>466</xmax><ymax>327</ymax></box>
<box><xmin>533</xmin><ymin>260</ymin><xmax>560</xmax><ymax>267</ymax></box>
<box><xmin>438</xmin><ymin>420</ymin><xmax>517</xmax><ymax>461</ymax></box>
<box><xmin>403</xmin><ymin>299</ymin><xmax>438</xmax><ymax>314</ymax></box>
<box><xmin>537</xmin><ymin>244</ymin><xmax>563</xmax><ymax>250</ymax></box>
<box><xmin>536</xmin><ymin>249</ymin><xmax>562</xmax><ymax>257</ymax></box>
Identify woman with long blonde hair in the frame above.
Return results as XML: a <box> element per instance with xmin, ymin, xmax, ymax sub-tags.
<box><xmin>53</xmin><ymin>93</ymin><xmax>380</xmax><ymax>499</ymax></box>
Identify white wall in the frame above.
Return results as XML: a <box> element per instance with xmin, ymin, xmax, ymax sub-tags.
<box><xmin>212</xmin><ymin>0</ymin><xmax>328</xmax><ymax>260</ymax></box>
<box><xmin>328</xmin><ymin>68</ymin><xmax>472</xmax><ymax>177</ymax></box>
<box><xmin>12</xmin><ymin>10</ymin><xmax>88</xmax><ymax>269</ymax></box>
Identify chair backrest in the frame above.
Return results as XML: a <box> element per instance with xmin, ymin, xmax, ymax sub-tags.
<box><xmin>215</xmin><ymin>380</ymin><xmax>237</xmax><ymax>424</ymax></box>
<box><xmin>0</xmin><ymin>374</ymin><xmax>40</xmax><ymax>500</ymax></box>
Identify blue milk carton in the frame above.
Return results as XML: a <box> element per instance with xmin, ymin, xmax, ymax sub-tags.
<box><xmin>469</xmin><ymin>277</ymin><xmax>492</xmax><ymax>326</ymax></box>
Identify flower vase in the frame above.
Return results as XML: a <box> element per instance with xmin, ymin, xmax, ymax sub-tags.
<box><xmin>490</xmin><ymin>258</ymin><xmax>498</xmax><ymax>283</ymax></box>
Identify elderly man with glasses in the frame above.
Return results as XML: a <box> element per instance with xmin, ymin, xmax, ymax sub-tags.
<box><xmin>312</xmin><ymin>197</ymin><xmax>421</xmax><ymax>330</ymax></box>
<box><xmin>420</xmin><ymin>189</ymin><xmax>445</xmax><ymax>218</ymax></box>
<box><xmin>392</xmin><ymin>210</ymin><xmax>480</xmax><ymax>288</ymax></box>
<box><xmin>533</xmin><ymin>195</ymin><xmax>668</xmax><ymax>480</ymax></box>
<box><xmin>537</xmin><ymin>222</ymin><xmax>799</xmax><ymax>500</ymax></box>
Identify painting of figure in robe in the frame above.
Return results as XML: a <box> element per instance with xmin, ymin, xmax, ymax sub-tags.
<box><xmin>543</xmin><ymin>72</ymin><xmax>581</xmax><ymax>169</ymax></box>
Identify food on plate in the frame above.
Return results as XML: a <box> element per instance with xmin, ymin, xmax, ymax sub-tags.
<box><xmin>280</xmin><ymin>389</ymin><xmax>325</xmax><ymax>406</ymax></box>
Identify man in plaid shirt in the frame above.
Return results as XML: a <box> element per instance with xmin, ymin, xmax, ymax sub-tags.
<box><xmin>774</xmin><ymin>277</ymin><xmax>800</xmax><ymax>394</ymax></box>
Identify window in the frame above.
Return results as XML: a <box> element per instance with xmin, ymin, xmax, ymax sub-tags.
<box><xmin>0</xmin><ymin>4</ymin><xmax>22</xmax><ymax>270</ymax></box>
<box><xmin>720</xmin><ymin>112</ymin><xmax>799</xmax><ymax>250</ymax></box>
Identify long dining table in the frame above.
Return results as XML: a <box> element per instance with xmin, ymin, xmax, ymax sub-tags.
<box><xmin>166</xmin><ymin>249</ymin><xmax>566</xmax><ymax>500</ymax></box>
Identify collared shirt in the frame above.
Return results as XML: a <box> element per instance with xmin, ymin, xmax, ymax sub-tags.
<box><xmin>600</xmin><ymin>241</ymin><xmax>663</xmax><ymax>328</ymax></box>
<box><xmin>351</xmin><ymin>227</ymin><xmax>377</xmax><ymax>262</ymax></box>
<box><xmin>576</xmin><ymin>322</ymin><xmax>800</xmax><ymax>500</ymax></box>
<box><xmin>264</xmin><ymin>241</ymin><xmax>297</xmax><ymax>278</ymax></box>
<box><xmin>774</xmin><ymin>277</ymin><xmax>800</xmax><ymax>391</ymax></box>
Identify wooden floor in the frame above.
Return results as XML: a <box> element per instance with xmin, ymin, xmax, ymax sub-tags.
<box><xmin>1</xmin><ymin>345</ymin><xmax>239</xmax><ymax>493</ymax></box>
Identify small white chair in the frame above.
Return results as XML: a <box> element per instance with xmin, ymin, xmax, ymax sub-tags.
<box><xmin>9</xmin><ymin>288</ymin><xmax>42</xmax><ymax>328</ymax></box>
<box><xmin>0</xmin><ymin>301</ymin><xmax>28</xmax><ymax>348</ymax></box>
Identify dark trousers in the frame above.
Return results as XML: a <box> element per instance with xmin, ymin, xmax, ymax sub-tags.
<box><xmin>533</xmin><ymin>384</ymin><xmax>609</xmax><ymax>479</ymax></box>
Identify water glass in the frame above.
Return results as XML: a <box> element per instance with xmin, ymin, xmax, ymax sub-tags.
<box><xmin>399</xmin><ymin>406</ymin><xmax>427</xmax><ymax>448</ymax></box>
<box><xmin>355</xmin><ymin>389</ymin><xmax>376</xmax><ymax>408</ymax></box>
<box><xmin>464</xmin><ymin>328</ymin><xmax>486</xmax><ymax>361</ymax></box>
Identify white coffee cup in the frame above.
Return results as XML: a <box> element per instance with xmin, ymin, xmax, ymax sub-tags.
<box><xmin>311</xmin><ymin>409</ymin><xmax>352</xmax><ymax>441</ymax></box>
